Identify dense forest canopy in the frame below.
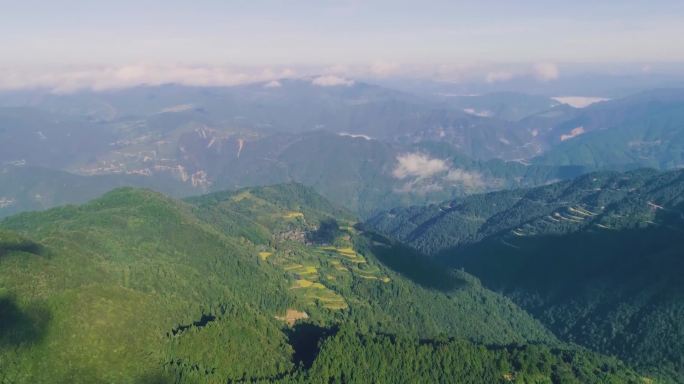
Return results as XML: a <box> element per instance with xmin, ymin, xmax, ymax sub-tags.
<box><xmin>367</xmin><ymin>168</ymin><xmax>684</xmax><ymax>381</ymax></box>
<box><xmin>3</xmin><ymin>183</ymin><xmax>625</xmax><ymax>383</ymax></box>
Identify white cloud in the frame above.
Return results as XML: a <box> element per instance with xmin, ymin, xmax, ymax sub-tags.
<box><xmin>560</xmin><ymin>126</ymin><xmax>585</xmax><ymax>141</ymax></box>
<box><xmin>392</xmin><ymin>153</ymin><xmax>448</xmax><ymax>179</ymax></box>
<box><xmin>392</xmin><ymin>153</ymin><xmax>490</xmax><ymax>193</ymax></box>
<box><xmin>338</xmin><ymin>132</ymin><xmax>372</xmax><ymax>140</ymax></box>
<box><xmin>263</xmin><ymin>80</ymin><xmax>282</xmax><ymax>88</ymax></box>
<box><xmin>311</xmin><ymin>75</ymin><xmax>354</xmax><ymax>87</ymax></box>
<box><xmin>160</xmin><ymin>104</ymin><xmax>194</xmax><ymax>113</ymax></box>
<box><xmin>533</xmin><ymin>62</ymin><xmax>560</xmax><ymax>81</ymax></box>
<box><xmin>485</xmin><ymin>71</ymin><xmax>515</xmax><ymax>83</ymax></box>
<box><xmin>552</xmin><ymin>96</ymin><xmax>609</xmax><ymax>108</ymax></box>
<box><xmin>463</xmin><ymin>108</ymin><xmax>492</xmax><ymax>117</ymax></box>
<box><xmin>444</xmin><ymin>169</ymin><xmax>485</xmax><ymax>189</ymax></box>
<box><xmin>395</xmin><ymin>180</ymin><xmax>443</xmax><ymax>195</ymax></box>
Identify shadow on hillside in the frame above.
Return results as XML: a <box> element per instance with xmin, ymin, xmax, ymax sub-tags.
<box><xmin>50</xmin><ymin>368</ymin><xmax>187</xmax><ymax>384</ymax></box>
<box><xmin>286</xmin><ymin>323</ymin><xmax>338</xmax><ymax>369</ymax></box>
<box><xmin>437</xmin><ymin>217</ymin><xmax>684</xmax><ymax>294</ymax></box>
<box><xmin>306</xmin><ymin>218</ymin><xmax>342</xmax><ymax>245</ymax></box>
<box><xmin>366</xmin><ymin>232</ymin><xmax>465</xmax><ymax>292</ymax></box>
<box><xmin>0</xmin><ymin>238</ymin><xmax>46</xmax><ymax>259</ymax></box>
<box><xmin>0</xmin><ymin>295</ymin><xmax>52</xmax><ymax>348</ymax></box>
<box><xmin>432</xmin><ymin>216</ymin><xmax>684</xmax><ymax>381</ymax></box>
<box><xmin>134</xmin><ymin>371</ymin><xmax>190</xmax><ymax>384</ymax></box>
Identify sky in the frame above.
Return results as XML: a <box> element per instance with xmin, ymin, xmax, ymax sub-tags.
<box><xmin>1</xmin><ymin>0</ymin><xmax>683</xmax><ymax>91</ymax></box>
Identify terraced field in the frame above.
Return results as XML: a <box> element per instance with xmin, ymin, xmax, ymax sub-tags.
<box><xmin>254</xmin><ymin>224</ymin><xmax>391</xmax><ymax>311</ymax></box>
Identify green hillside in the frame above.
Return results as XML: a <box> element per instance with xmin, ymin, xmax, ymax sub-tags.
<box><xmin>366</xmin><ymin>168</ymin><xmax>684</xmax><ymax>381</ymax></box>
<box><xmin>449</xmin><ymin>213</ymin><xmax>684</xmax><ymax>381</ymax></box>
<box><xmin>367</xmin><ymin>168</ymin><xmax>683</xmax><ymax>254</ymax></box>
<box><xmin>1</xmin><ymin>183</ymin><xmax>641</xmax><ymax>383</ymax></box>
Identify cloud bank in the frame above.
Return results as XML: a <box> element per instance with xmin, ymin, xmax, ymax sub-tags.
<box><xmin>484</xmin><ymin>62</ymin><xmax>560</xmax><ymax>83</ymax></box>
<box><xmin>311</xmin><ymin>75</ymin><xmax>355</xmax><ymax>87</ymax></box>
<box><xmin>0</xmin><ymin>64</ymin><xmax>297</xmax><ymax>93</ymax></box>
<box><xmin>0</xmin><ymin>61</ymin><xmax>569</xmax><ymax>93</ymax></box>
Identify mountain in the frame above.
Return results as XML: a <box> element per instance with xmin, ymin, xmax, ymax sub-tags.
<box><xmin>2</xmin><ymin>183</ymin><xmax>645</xmax><ymax>383</ymax></box>
<box><xmin>366</xmin><ymin>168</ymin><xmax>680</xmax><ymax>254</ymax></box>
<box><xmin>1</xmin><ymin>117</ymin><xmax>587</xmax><ymax>219</ymax></box>
<box><xmin>0</xmin><ymin>165</ymin><xmax>195</xmax><ymax>219</ymax></box>
<box><xmin>0</xmin><ymin>82</ymin><xmax>589</xmax><ymax>220</ymax></box>
<box><xmin>366</xmin><ymin>168</ymin><xmax>684</xmax><ymax>381</ymax></box>
<box><xmin>2</xmin><ymin>83</ymin><xmax>683</xmax><ymax>222</ymax></box>
<box><xmin>0</xmin><ymin>82</ymin><xmax>542</xmax><ymax>162</ymax></box>
<box><xmin>532</xmin><ymin>89</ymin><xmax>684</xmax><ymax>168</ymax></box>
<box><xmin>438</xmin><ymin>92</ymin><xmax>561</xmax><ymax>121</ymax></box>
<box><xmin>177</xmin><ymin>130</ymin><xmax>587</xmax><ymax>217</ymax></box>
<box><xmin>376</xmin><ymin>73</ymin><xmax>684</xmax><ymax>100</ymax></box>
<box><xmin>0</xmin><ymin>107</ymin><xmax>116</xmax><ymax>169</ymax></box>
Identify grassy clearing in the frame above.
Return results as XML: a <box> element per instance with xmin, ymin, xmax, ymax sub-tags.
<box><xmin>283</xmin><ymin>211</ymin><xmax>304</xmax><ymax>219</ymax></box>
<box><xmin>275</xmin><ymin>309</ymin><xmax>309</xmax><ymax>326</ymax></box>
<box><xmin>230</xmin><ymin>191</ymin><xmax>253</xmax><ymax>202</ymax></box>
<box><xmin>318</xmin><ymin>246</ymin><xmax>367</xmax><ymax>263</ymax></box>
<box><xmin>357</xmin><ymin>274</ymin><xmax>390</xmax><ymax>283</ymax></box>
<box><xmin>329</xmin><ymin>260</ymin><xmax>349</xmax><ymax>272</ymax></box>
<box><xmin>284</xmin><ymin>264</ymin><xmax>303</xmax><ymax>271</ymax></box>
<box><xmin>303</xmin><ymin>290</ymin><xmax>348</xmax><ymax>310</ymax></box>
<box><xmin>291</xmin><ymin>279</ymin><xmax>326</xmax><ymax>289</ymax></box>
<box><xmin>285</xmin><ymin>265</ymin><xmax>318</xmax><ymax>276</ymax></box>
<box><xmin>258</xmin><ymin>251</ymin><xmax>273</xmax><ymax>260</ymax></box>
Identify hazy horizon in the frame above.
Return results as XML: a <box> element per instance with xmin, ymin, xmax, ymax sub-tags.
<box><xmin>2</xmin><ymin>0</ymin><xmax>684</xmax><ymax>92</ymax></box>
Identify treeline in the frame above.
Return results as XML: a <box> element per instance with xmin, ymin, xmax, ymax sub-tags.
<box><xmin>246</xmin><ymin>326</ymin><xmax>642</xmax><ymax>384</ymax></box>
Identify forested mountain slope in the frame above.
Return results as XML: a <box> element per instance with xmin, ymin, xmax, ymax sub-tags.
<box><xmin>367</xmin><ymin>168</ymin><xmax>683</xmax><ymax>254</ymax></box>
<box><xmin>366</xmin><ymin>168</ymin><xmax>684</xmax><ymax>381</ymax></box>
<box><xmin>533</xmin><ymin>89</ymin><xmax>684</xmax><ymax>168</ymax></box>
<box><xmin>0</xmin><ymin>183</ymin><xmax>641</xmax><ymax>383</ymax></box>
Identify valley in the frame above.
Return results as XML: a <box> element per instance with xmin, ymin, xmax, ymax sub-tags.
<box><xmin>4</xmin><ymin>2</ymin><xmax>684</xmax><ymax>383</ymax></box>
<box><xmin>1</xmin><ymin>75</ymin><xmax>683</xmax><ymax>384</ymax></box>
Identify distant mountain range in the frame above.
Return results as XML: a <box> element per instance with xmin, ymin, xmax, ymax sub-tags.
<box><xmin>1</xmin><ymin>77</ymin><xmax>683</xmax><ymax>383</ymax></box>
<box><xmin>0</xmin><ymin>81</ymin><xmax>683</xmax><ymax>220</ymax></box>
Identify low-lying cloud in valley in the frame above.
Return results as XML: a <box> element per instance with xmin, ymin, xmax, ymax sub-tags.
<box><xmin>444</xmin><ymin>168</ymin><xmax>485</xmax><ymax>189</ymax></box>
<box><xmin>392</xmin><ymin>153</ymin><xmax>449</xmax><ymax>180</ymax></box>
<box><xmin>392</xmin><ymin>152</ymin><xmax>486</xmax><ymax>193</ymax></box>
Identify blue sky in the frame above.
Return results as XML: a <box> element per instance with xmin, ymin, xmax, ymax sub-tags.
<box><xmin>1</xmin><ymin>0</ymin><xmax>683</xmax><ymax>90</ymax></box>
